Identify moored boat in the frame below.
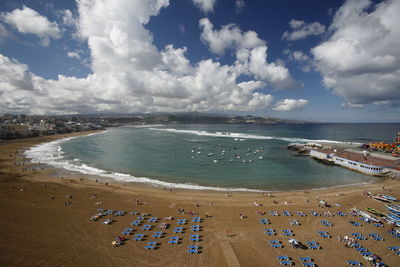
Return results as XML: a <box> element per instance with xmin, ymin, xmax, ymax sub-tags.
<box><xmin>386</xmin><ymin>213</ymin><xmax>400</xmax><ymax>223</ymax></box>
<box><xmin>372</xmin><ymin>194</ymin><xmax>392</xmax><ymax>202</ymax></box>
<box><xmin>385</xmin><ymin>204</ymin><xmax>400</xmax><ymax>214</ymax></box>
<box><xmin>352</xmin><ymin>208</ymin><xmax>381</xmax><ymax>223</ymax></box>
<box><xmin>366</xmin><ymin>207</ymin><xmax>385</xmax><ymax>217</ymax></box>
<box><xmin>382</xmin><ymin>194</ymin><xmax>398</xmax><ymax>202</ymax></box>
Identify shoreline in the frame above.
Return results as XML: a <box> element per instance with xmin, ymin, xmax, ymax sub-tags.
<box><xmin>1</xmin><ymin>131</ymin><xmax>400</xmax><ymax>266</ymax></box>
<box><xmin>22</xmin><ymin>130</ymin><xmax>383</xmax><ymax>193</ymax></box>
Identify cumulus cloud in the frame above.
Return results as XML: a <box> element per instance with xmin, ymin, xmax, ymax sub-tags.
<box><xmin>273</xmin><ymin>99</ymin><xmax>308</xmax><ymax>111</ymax></box>
<box><xmin>282</xmin><ymin>19</ymin><xmax>325</xmax><ymax>41</ymax></box>
<box><xmin>199</xmin><ymin>18</ymin><xmax>265</xmax><ymax>54</ymax></box>
<box><xmin>1</xmin><ymin>5</ymin><xmax>61</xmax><ymax>46</ymax></box>
<box><xmin>200</xmin><ymin>18</ymin><xmax>299</xmax><ymax>90</ymax></box>
<box><xmin>0</xmin><ymin>0</ymin><xmax>279</xmax><ymax>114</ymax></box>
<box><xmin>192</xmin><ymin>0</ymin><xmax>217</xmax><ymax>13</ymax></box>
<box><xmin>312</xmin><ymin>0</ymin><xmax>400</xmax><ymax>107</ymax></box>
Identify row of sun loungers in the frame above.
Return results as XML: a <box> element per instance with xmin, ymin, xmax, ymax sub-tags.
<box><xmin>277</xmin><ymin>256</ymin><xmax>316</xmax><ymax>266</ymax></box>
<box><xmin>387</xmin><ymin>230</ymin><xmax>400</xmax><ymax>238</ymax></box>
<box><xmin>320</xmin><ymin>220</ymin><xmax>333</xmax><ymax>226</ymax></box>
<box><xmin>317</xmin><ymin>231</ymin><xmax>330</xmax><ymax>238</ymax></box>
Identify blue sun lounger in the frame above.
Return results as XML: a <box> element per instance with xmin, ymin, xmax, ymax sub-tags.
<box><xmin>282</xmin><ymin>211</ymin><xmax>292</xmax><ymax>216</ymax></box>
<box><xmin>187</xmin><ymin>245</ymin><xmax>199</xmax><ymax>254</ymax></box>
<box><xmin>317</xmin><ymin>231</ymin><xmax>330</xmax><ymax>238</ymax></box>
<box><xmin>306</xmin><ymin>241</ymin><xmax>320</xmax><ymax>250</ymax></box>
<box><xmin>174</xmin><ymin>226</ymin><xmax>183</xmax><ymax>233</ymax></box>
<box><xmin>282</xmin><ymin>229</ymin><xmax>293</xmax><ymax>236</ymax></box>
<box><xmin>350</xmin><ymin>221</ymin><xmax>362</xmax><ymax>227</ymax></box>
<box><xmin>373</xmin><ymin>223</ymin><xmax>383</xmax><ymax>227</ymax></box>
<box><xmin>192</xmin><ymin>216</ymin><xmax>202</xmax><ymax>222</ymax></box>
<box><xmin>191</xmin><ymin>225</ymin><xmax>201</xmax><ymax>232</ymax></box>
<box><xmin>131</xmin><ymin>220</ymin><xmax>141</xmax><ymax>226</ymax></box>
<box><xmin>190</xmin><ymin>234</ymin><xmax>200</xmax><ymax>242</ymax></box>
<box><xmin>144</xmin><ymin>241</ymin><xmax>156</xmax><ymax>249</ymax></box>
<box><xmin>346</xmin><ymin>260</ymin><xmax>363</xmax><ymax>266</ymax></box>
<box><xmin>269</xmin><ymin>211</ymin><xmax>279</xmax><ymax>216</ymax></box>
<box><xmin>259</xmin><ymin>218</ymin><xmax>270</xmax><ymax>224</ymax></box>
<box><xmin>320</xmin><ymin>220</ymin><xmax>333</xmax><ymax>226</ymax></box>
<box><xmin>132</xmin><ymin>233</ymin><xmax>145</xmax><ymax>241</ymax></box>
<box><xmin>168</xmin><ymin>236</ymin><xmax>179</xmax><ymax>244</ymax></box>
<box><xmin>264</xmin><ymin>228</ymin><xmax>275</xmax><ymax>235</ymax></box>
<box><xmin>269</xmin><ymin>240</ymin><xmax>282</xmax><ymax>248</ymax></box>
<box><xmin>296</xmin><ymin>211</ymin><xmax>307</xmax><ymax>217</ymax></box>
<box><xmin>152</xmin><ymin>231</ymin><xmax>163</xmax><ymax>238</ymax></box>
<box><xmin>310</xmin><ymin>211</ymin><xmax>320</xmax><ymax>216</ymax></box>
<box><xmin>148</xmin><ymin>217</ymin><xmax>158</xmax><ymax>223</ymax></box>
<box><xmin>277</xmin><ymin>256</ymin><xmax>292</xmax><ymax>266</ymax></box>
<box><xmin>141</xmin><ymin>224</ymin><xmax>152</xmax><ymax>231</ymax></box>
<box><xmin>177</xmin><ymin>219</ymin><xmax>186</xmax><ymax>225</ymax></box>
<box><xmin>337</xmin><ymin>211</ymin><xmax>346</xmax><ymax>216</ymax></box>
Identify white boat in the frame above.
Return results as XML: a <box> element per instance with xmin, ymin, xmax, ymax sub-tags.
<box><xmin>385</xmin><ymin>204</ymin><xmax>400</xmax><ymax>214</ymax></box>
<box><xmin>384</xmin><ymin>217</ymin><xmax>400</xmax><ymax>227</ymax></box>
<box><xmin>382</xmin><ymin>194</ymin><xmax>398</xmax><ymax>202</ymax></box>
<box><xmin>207</xmin><ymin>153</ymin><xmax>213</xmax><ymax>157</ymax></box>
<box><xmin>309</xmin><ymin>150</ymin><xmax>389</xmax><ymax>176</ymax></box>
<box><xmin>372</xmin><ymin>194</ymin><xmax>392</xmax><ymax>202</ymax></box>
<box><xmin>386</xmin><ymin>213</ymin><xmax>400</xmax><ymax>223</ymax></box>
<box><xmin>354</xmin><ymin>208</ymin><xmax>381</xmax><ymax>223</ymax></box>
<box><xmin>258</xmin><ymin>156</ymin><xmax>264</xmax><ymax>160</ymax></box>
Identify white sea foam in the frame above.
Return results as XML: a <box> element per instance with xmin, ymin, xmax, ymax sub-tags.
<box><xmin>24</xmin><ymin>135</ymin><xmax>263</xmax><ymax>192</ymax></box>
<box><xmin>150</xmin><ymin>128</ymin><xmax>359</xmax><ymax>144</ymax></box>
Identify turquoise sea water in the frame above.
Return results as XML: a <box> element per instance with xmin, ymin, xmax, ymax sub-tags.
<box><xmin>45</xmin><ymin>123</ymin><xmax>399</xmax><ymax>191</ymax></box>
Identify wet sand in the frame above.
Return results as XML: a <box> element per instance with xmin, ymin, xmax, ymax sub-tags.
<box><xmin>0</xmin><ymin>132</ymin><xmax>399</xmax><ymax>267</ymax></box>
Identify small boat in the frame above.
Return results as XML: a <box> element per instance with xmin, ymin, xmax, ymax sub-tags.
<box><xmin>385</xmin><ymin>204</ymin><xmax>400</xmax><ymax>214</ymax></box>
<box><xmin>382</xmin><ymin>194</ymin><xmax>398</xmax><ymax>202</ymax></box>
<box><xmin>207</xmin><ymin>153</ymin><xmax>213</xmax><ymax>157</ymax></box>
<box><xmin>352</xmin><ymin>208</ymin><xmax>380</xmax><ymax>223</ymax></box>
<box><xmin>258</xmin><ymin>156</ymin><xmax>264</xmax><ymax>160</ymax></box>
<box><xmin>372</xmin><ymin>194</ymin><xmax>392</xmax><ymax>202</ymax></box>
<box><xmin>384</xmin><ymin>217</ymin><xmax>400</xmax><ymax>227</ymax></box>
<box><xmin>213</xmin><ymin>159</ymin><xmax>218</xmax><ymax>163</ymax></box>
<box><xmin>386</xmin><ymin>213</ymin><xmax>400</xmax><ymax>223</ymax></box>
<box><xmin>366</xmin><ymin>207</ymin><xmax>385</xmax><ymax>217</ymax></box>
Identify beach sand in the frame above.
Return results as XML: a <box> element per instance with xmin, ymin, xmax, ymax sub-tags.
<box><xmin>0</xmin><ymin>132</ymin><xmax>399</xmax><ymax>266</ymax></box>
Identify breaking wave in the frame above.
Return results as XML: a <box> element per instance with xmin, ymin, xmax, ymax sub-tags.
<box><xmin>150</xmin><ymin>128</ymin><xmax>360</xmax><ymax>144</ymax></box>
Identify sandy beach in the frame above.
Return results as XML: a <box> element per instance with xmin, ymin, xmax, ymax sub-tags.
<box><xmin>0</xmin><ymin>132</ymin><xmax>399</xmax><ymax>267</ymax></box>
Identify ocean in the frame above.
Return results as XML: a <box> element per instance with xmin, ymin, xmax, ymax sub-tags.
<box><xmin>25</xmin><ymin>123</ymin><xmax>400</xmax><ymax>191</ymax></box>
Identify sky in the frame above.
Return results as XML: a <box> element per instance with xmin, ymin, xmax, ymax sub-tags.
<box><xmin>0</xmin><ymin>0</ymin><xmax>399</xmax><ymax>122</ymax></box>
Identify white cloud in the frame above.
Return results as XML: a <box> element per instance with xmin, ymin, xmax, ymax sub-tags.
<box><xmin>61</xmin><ymin>9</ymin><xmax>77</xmax><ymax>27</ymax></box>
<box><xmin>0</xmin><ymin>0</ymin><xmax>278</xmax><ymax>115</ymax></box>
<box><xmin>199</xmin><ymin>18</ymin><xmax>265</xmax><ymax>55</ymax></box>
<box><xmin>282</xmin><ymin>19</ymin><xmax>325</xmax><ymax>41</ymax></box>
<box><xmin>312</xmin><ymin>0</ymin><xmax>400</xmax><ymax>107</ymax></box>
<box><xmin>200</xmin><ymin>18</ymin><xmax>299</xmax><ymax>90</ymax></box>
<box><xmin>1</xmin><ymin>5</ymin><xmax>61</xmax><ymax>46</ymax></box>
<box><xmin>235</xmin><ymin>0</ymin><xmax>245</xmax><ymax>13</ymax></box>
<box><xmin>273</xmin><ymin>99</ymin><xmax>308</xmax><ymax>111</ymax></box>
<box><xmin>67</xmin><ymin>51</ymin><xmax>81</xmax><ymax>60</ymax></box>
<box><xmin>292</xmin><ymin>51</ymin><xmax>309</xmax><ymax>61</ymax></box>
<box><xmin>192</xmin><ymin>0</ymin><xmax>217</xmax><ymax>13</ymax></box>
